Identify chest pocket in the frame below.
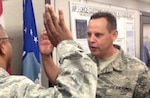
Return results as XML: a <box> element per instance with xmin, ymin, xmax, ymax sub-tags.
<box><xmin>96</xmin><ymin>73</ymin><xmax>136</xmax><ymax>98</ymax></box>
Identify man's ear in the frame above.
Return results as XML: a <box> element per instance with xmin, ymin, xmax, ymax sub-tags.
<box><xmin>112</xmin><ymin>30</ymin><xmax>118</xmax><ymax>41</ymax></box>
<box><xmin>0</xmin><ymin>41</ymin><xmax>5</xmax><ymax>55</ymax></box>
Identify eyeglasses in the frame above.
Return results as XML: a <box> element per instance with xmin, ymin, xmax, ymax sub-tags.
<box><xmin>0</xmin><ymin>37</ymin><xmax>13</xmax><ymax>43</ymax></box>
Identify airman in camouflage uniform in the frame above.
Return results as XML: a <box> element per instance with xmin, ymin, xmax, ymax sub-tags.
<box><xmin>87</xmin><ymin>11</ymin><xmax>150</xmax><ymax>98</ymax></box>
<box><xmin>89</xmin><ymin>45</ymin><xmax>150</xmax><ymax>98</ymax></box>
<box><xmin>0</xmin><ymin>40</ymin><xmax>97</xmax><ymax>98</ymax></box>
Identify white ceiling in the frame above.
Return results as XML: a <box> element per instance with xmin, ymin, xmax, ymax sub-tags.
<box><xmin>138</xmin><ymin>0</ymin><xmax>150</xmax><ymax>3</ymax></box>
<box><xmin>3</xmin><ymin>0</ymin><xmax>150</xmax><ymax>3</ymax></box>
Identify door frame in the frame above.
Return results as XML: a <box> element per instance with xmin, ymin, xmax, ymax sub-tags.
<box><xmin>140</xmin><ymin>11</ymin><xmax>150</xmax><ymax>59</ymax></box>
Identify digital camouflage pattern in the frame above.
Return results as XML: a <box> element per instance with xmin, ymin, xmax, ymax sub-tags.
<box><xmin>89</xmin><ymin>45</ymin><xmax>150</xmax><ymax>98</ymax></box>
<box><xmin>1</xmin><ymin>41</ymin><xmax>149</xmax><ymax>98</ymax></box>
<box><xmin>0</xmin><ymin>40</ymin><xmax>97</xmax><ymax>98</ymax></box>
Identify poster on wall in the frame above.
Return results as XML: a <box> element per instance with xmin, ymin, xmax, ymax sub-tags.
<box><xmin>117</xmin><ymin>17</ymin><xmax>125</xmax><ymax>38</ymax></box>
<box><xmin>126</xmin><ymin>19</ymin><xmax>135</xmax><ymax>55</ymax></box>
<box><xmin>75</xmin><ymin>19</ymin><xmax>87</xmax><ymax>39</ymax></box>
<box><xmin>114</xmin><ymin>38</ymin><xmax>126</xmax><ymax>52</ymax></box>
<box><xmin>69</xmin><ymin>2</ymin><xmax>135</xmax><ymax>55</ymax></box>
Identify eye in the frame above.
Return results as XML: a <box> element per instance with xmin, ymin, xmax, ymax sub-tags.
<box><xmin>87</xmin><ymin>32</ymin><xmax>91</xmax><ymax>38</ymax></box>
<box><xmin>95</xmin><ymin>33</ymin><xmax>103</xmax><ymax>38</ymax></box>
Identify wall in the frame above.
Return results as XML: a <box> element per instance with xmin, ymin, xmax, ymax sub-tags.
<box><xmin>53</xmin><ymin>0</ymin><xmax>150</xmax><ymax>58</ymax></box>
<box><xmin>3</xmin><ymin>0</ymin><xmax>48</xmax><ymax>87</ymax></box>
<box><xmin>3</xmin><ymin>0</ymin><xmax>45</xmax><ymax>73</ymax></box>
<box><xmin>89</xmin><ymin>0</ymin><xmax>150</xmax><ymax>13</ymax></box>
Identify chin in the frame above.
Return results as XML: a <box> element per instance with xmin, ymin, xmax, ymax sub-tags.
<box><xmin>91</xmin><ymin>52</ymin><xmax>97</xmax><ymax>56</ymax></box>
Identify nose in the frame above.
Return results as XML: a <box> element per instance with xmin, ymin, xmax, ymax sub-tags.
<box><xmin>88</xmin><ymin>34</ymin><xmax>96</xmax><ymax>43</ymax></box>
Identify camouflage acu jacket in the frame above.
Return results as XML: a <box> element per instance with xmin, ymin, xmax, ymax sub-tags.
<box><xmin>90</xmin><ymin>45</ymin><xmax>150</xmax><ymax>98</ymax></box>
<box><xmin>0</xmin><ymin>40</ymin><xmax>97</xmax><ymax>98</ymax></box>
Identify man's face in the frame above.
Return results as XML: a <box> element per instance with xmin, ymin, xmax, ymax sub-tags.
<box><xmin>0</xmin><ymin>32</ymin><xmax>13</xmax><ymax>69</ymax></box>
<box><xmin>87</xmin><ymin>18</ymin><xmax>117</xmax><ymax>59</ymax></box>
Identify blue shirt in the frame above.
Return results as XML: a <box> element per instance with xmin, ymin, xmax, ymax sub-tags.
<box><xmin>141</xmin><ymin>42</ymin><xmax>150</xmax><ymax>68</ymax></box>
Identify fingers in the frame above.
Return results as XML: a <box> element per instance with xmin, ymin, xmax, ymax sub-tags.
<box><xmin>43</xmin><ymin>4</ymin><xmax>73</xmax><ymax>46</ymax></box>
<box><xmin>59</xmin><ymin>9</ymin><xmax>65</xmax><ymax>26</ymax></box>
<box><xmin>44</xmin><ymin>4</ymin><xmax>57</xmax><ymax>46</ymax></box>
<box><xmin>45</xmin><ymin>4</ymin><xmax>59</xmax><ymax>33</ymax></box>
<box><xmin>48</xmin><ymin>4</ymin><xmax>59</xmax><ymax>27</ymax></box>
<box><xmin>43</xmin><ymin>12</ymin><xmax>52</xmax><ymax>39</ymax></box>
<box><xmin>45</xmin><ymin>4</ymin><xmax>56</xmax><ymax>32</ymax></box>
<box><xmin>40</xmin><ymin>32</ymin><xmax>54</xmax><ymax>50</ymax></box>
<box><xmin>47</xmin><ymin>4</ymin><xmax>61</xmax><ymax>40</ymax></box>
<box><xmin>44</xmin><ymin>5</ymin><xmax>54</xmax><ymax>36</ymax></box>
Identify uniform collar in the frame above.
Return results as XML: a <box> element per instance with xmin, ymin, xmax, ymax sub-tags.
<box><xmin>97</xmin><ymin>45</ymin><xmax>127</xmax><ymax>74</ymax></box>
<box><xmin>0</xmin><ymin>67</ymin><xmax>10</xmax><ymax>78</ymax></box>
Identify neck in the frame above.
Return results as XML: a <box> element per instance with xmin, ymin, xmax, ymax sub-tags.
<box><xmin>0</xmin><ymin>58</ymin><xmax>7</xmax><ymax>70</ymax></box>
<box><xmin>0</xmin><ymin>65</ymin><xmax>6</xmax><ymax>70</ymax></box>
<box><xmin>98</xmin><ymin>46</ymin><xmax>117</xmax><ymax>60</ymax></box>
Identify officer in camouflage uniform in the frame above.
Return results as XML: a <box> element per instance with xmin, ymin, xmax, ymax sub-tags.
<box><xmin>87</xmin><ymin>11</ymin><xmax>150</xmax><ymax>98</ymax></box>
<box><xmin>0</xmin><ymin>4</ymin><xmax>98</xmax><ymax>98</ymax></box>
<box><xmin>89</xmin><ymin>45</ymin><xmax>150</xmax><ymax>98</ymax></box>
<box><xmin>44</xmin><ymin>4</ymin><xmax>150</xmax><ymax>98</ymax></box>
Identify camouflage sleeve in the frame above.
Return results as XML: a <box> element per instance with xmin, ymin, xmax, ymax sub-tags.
<box><xmin>55</xmin><ymin>40</ymin><xmax>97</xmax><ymax>98</ymax></box>
<box><xmin>23</xmin><ymin>40</ymin><xmax>97</xmax><ymax>98</ymax></box>
<box><xmin>133</xmin><ymin>70</ymin><xmax>150</xmax><ymax>98</ymax></box>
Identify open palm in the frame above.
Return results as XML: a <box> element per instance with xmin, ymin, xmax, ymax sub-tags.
<box><xmin>40</xmin><ymin>32</ymin><xmax>54</xmax><ymax>56</ymax></box>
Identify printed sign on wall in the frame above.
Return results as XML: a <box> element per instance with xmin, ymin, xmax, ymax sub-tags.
<box><xmin>69</xmin><ymin>2</ymin><xmax>135</xmax><ymax>55</ymax></box>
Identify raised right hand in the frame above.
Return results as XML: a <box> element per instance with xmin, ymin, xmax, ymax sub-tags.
<box><xmin>39</xmin><ymin>30</ymin><xmax>54</xmax><ymax>57</ymax></box>
<box><xmin>43</xmin><ymin>4</ymin><xmax>73</xmax><ymax>47</ymax></box>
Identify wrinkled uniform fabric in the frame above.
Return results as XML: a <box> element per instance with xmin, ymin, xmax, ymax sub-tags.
<box><xmin>0</xmin><ymin>40</ymin><xmax>97</xmax><ymax>98</ymax></box>
<box><xmin>89</xmin><ymin>45</ymin><xmax>150</xmax><ymax>98</ymax></box>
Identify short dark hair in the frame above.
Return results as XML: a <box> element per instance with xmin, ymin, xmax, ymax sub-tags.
<box><xmin>90</xmin><ymin>12</ymin><xmax>117</xmax><ymax>32</ymax></box>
